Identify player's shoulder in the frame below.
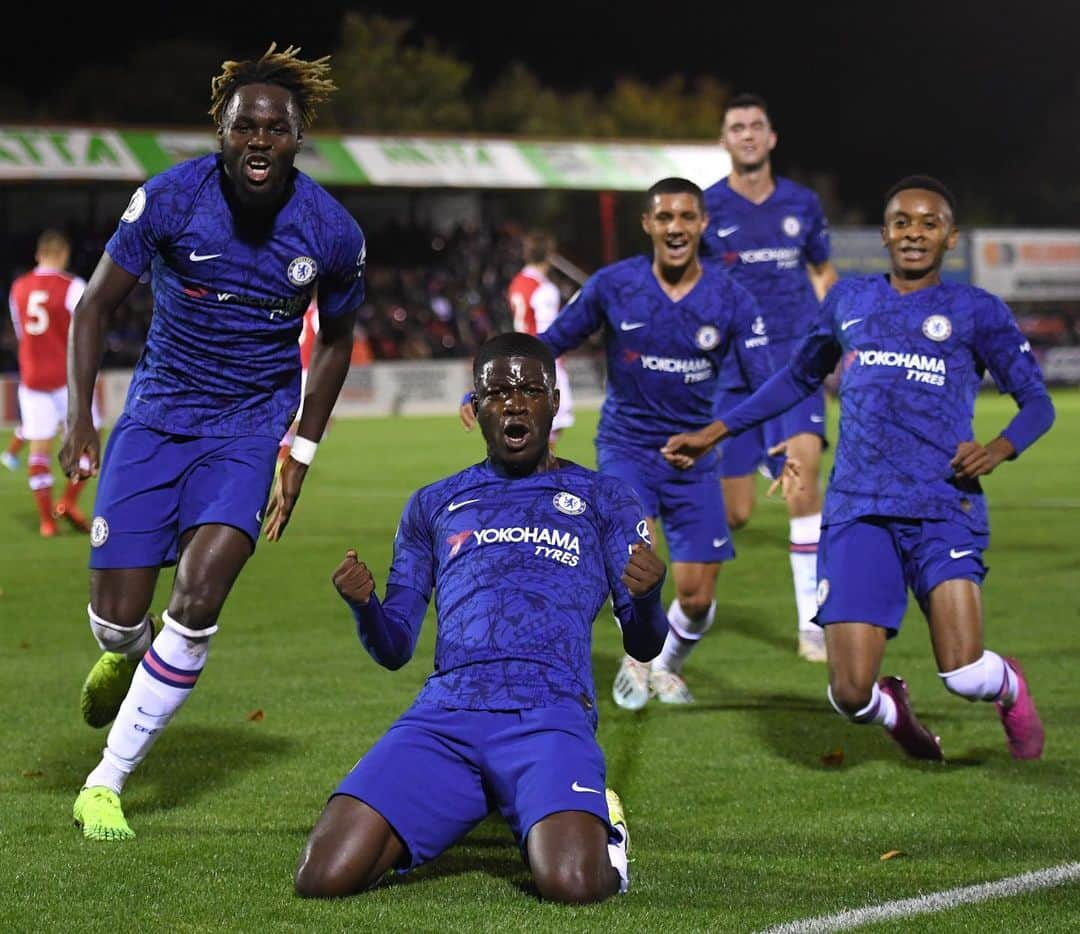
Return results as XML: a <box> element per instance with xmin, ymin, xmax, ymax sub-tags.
<box><xmin>410</xmin><ymin>462</ymin><xmax>489</xmax><ymax>511</ymax></box>
<box><xmin>597</xmin><ymin>254</ymin><xmax>650</xmax><ymax>284</ymax></box>
<box><xmin>145</xmin><ymin>153</ymin><xmax>218</xmax><ymax>193</ymax></box>
<box><xmin>702</xmin><ymin>176</ymin><xmax>732</xmax><ymax>202</ymax></box>
<box><xmin>559</xmin><ymin>461</ymin><xmax>642</xmax><ymax>508</ymax></box>
<box><xmin>774</xmin><ymin>175</ymin><xmax>821</xmax><ymax>204</ymax></box>
<box><xmin>295</xmin><ymin>171</ymin><xmax>361</xmax><ymax>227</ymax></box>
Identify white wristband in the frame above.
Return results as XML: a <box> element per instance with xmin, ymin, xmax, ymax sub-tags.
<box><xmin>290</xmin><ymin>436</ymin><xmax>318</xmax><ymax>466</ymax></box>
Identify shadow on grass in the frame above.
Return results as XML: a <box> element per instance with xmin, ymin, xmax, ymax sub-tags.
<box><xmin>385</xmin><ymin>821</ymin><xmax>535</xmax><ymax>896</ymax></box>
<box><xmin>25</xmin><ymin>724</ymin><xmax>296</xmax><ymax>814</ymax></box>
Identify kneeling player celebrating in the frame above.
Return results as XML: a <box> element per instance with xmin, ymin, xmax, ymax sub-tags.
<box><xmin>295</xmin><ymin>333</ymin><xmax>667</xmax><ymax>903</ymax></box>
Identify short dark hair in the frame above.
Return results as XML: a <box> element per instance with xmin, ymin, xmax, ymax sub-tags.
<box><xmin>643</xmin><ymin>177</ymin><xmax>704</xmax><ymax>213</ymax></box>
<box><xmin>884</xmin><ymin>175</ymin><xmax>957</xmax><ymax>217</ymax></box>
<box><xmin>209</xmin><ymin>42</ymin><xmax>336</xmax><ymax>128</ymax></box>
<box><xmin>722</xmin><ymin>93</ymin><xmax>771</xmax><ymax>125</ymax></box>
<box><xmin>522</xmin><ymin>231</ymin><xmax>555</xmax><ymax>265</ymax></box>
<box><xmin>473</xmin><ymin>332</ymin><xmax>556</xmax><ymax>386</ymax></box>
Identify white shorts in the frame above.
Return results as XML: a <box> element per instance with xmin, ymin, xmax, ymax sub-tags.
<box><xmin>553</xmin><ymin>360</ymin><xmax>575</xmax><ymax>432</ymax></box>
<box><xmin>17</xmin><ymin>385</ymin><xmax>102</xmax><ymax>441</ymax></box>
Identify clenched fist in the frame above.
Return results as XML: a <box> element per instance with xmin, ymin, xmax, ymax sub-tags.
<box><xmin>621</xmin><ymin>542</ymin><xmax>665</xmax><ymax>597</ymax></box>
<box><xmin>332</xmin><ymin>549</ymin><xmax>376</xmax><ymax>605</ymax></box>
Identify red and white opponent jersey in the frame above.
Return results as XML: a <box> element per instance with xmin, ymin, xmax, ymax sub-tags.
<box><xmin>508</xmin><ymin>267</ymin><xmax>561</xmax><ymax>337</ymax></box>
<box><xmin>9</xmin><ymin>265</ymin><xmax>86</xmax><ymax>391</ymax></box>
<box><xmin>298</xmin><ymin>303</ymin><xmax>319</xmax><ymax>371</ymax></box>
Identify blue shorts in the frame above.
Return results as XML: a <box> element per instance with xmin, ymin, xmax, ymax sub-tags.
<box><xmin>334</xmin><ymin>702</ymin><xmax>617</xmax><ymax>871</ymax></box>
<box><xmin>597</xmin><ymin>442</ymin><xmax>735</xmax><ymax>563</ymax></box>
<box><xmin>714</xmin><ymin>387</ymin><xmax>827</xmax><ymax>480</ymax></box>
<box><xmin>88</xmin><ymin>415</ymin><xmax>279</xmax><ymax>569</ymax></box>
<box><xmin>815</xmin><ymin>516</ymin><xmax>989</xmax><ymax>635</ymax></box>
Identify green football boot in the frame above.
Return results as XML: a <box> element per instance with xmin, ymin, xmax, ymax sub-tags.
<box><xmin>80</xmin><ymin>615</ymin><xmax>159</xmax><ymax>728</ymax></box>
<box><xmin>73</xmin><ymin>786</ymin><xmax>134</xmax><ymax>841</ymax></box>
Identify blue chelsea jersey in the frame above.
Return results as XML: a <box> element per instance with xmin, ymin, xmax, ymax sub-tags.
<box><xmin>702</xmin><ymin>176</ymin><xmax>830</xmax><ymax>387</ymax></box>
<box><xmin>388</xmin><ymin>460</ymin><xmax>652</xmax><ymax>719</ymax></box>
<box><xmin>106</xmin><ymin>154</ymin><xmax>366</xmax><ymax>438</ymax></box>
<box><xmin>540</xmin><ymin>256</ymin><xmax>773</xmax><ymax>449</ymax></box>
<box><xmin>791</xmin><ymin>276</ymin><xmax>1046</xmax><ymax>530</ymax></box>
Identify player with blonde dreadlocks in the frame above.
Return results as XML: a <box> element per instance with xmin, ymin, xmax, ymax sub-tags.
<box><xmin>65</xmin><ymin>45</ymin><xmax>368</xmax><ymax>842</ymax></box>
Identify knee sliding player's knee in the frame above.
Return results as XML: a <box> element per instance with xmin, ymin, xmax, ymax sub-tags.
<box><xmin>532</xmin><ymin>859</ymin><xmax>615</xmax><ymax>905</ymax></box>
<box><xmin>939</xmin><ymin>653</ymin><xmax>996</xmax><ymax>702</ymax></box>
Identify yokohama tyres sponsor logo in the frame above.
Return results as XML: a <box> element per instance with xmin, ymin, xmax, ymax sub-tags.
<box><xmin>639</xmin><ymin>355</ymin><xmax>712</xmax><ymax>384</ymax></box>
<box><xmin>739</xmin><ymin>246</ymin><xmax>801</xmax><ymax>268</ymax></box>
<box><xmin>472</xmin><ymin>526</ymin><xmax>582</xmax><ymax>566</ymax></box>
<box><xmin>857</xmin><ymin>349</ymin><xmax>947</xmax><ymax>386</ymax></box>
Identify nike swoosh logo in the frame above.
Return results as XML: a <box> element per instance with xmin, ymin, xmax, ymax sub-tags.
<box><xmin>447</xmin><ymin>498</ymin><xmax>480</xmax><ymax>512</ymax></box>
<box><xmin>620</xmin><ymin>321</ymin><xmax>647</xmax><ymax>331</ymax></box>
<box><xmin>256</xmin><ymin>509</ymin><xmax>263</xmax><ymax>523</ymax></box>
<box><xmin>189</xmin><ymin>250</ymin><xmax>222</xmax><ymax>262</ymax></box>
<box><xmin>137</xmin><ymin>705</ymin><xmax>164</xmax><ymax>717</ymax></box>
<box><xmin>571</xmin><ymin>781</ymin><xmax>602</xmax><ymax>794</ymax></box>
<box><xmin>716</xmin><ymin>225</ymin><xmax>739</xmax><ymax>238</ymax></box>
<box><xmin>840</xmin><ymin>318</ymin><xmax>864</xmax><ymax>331</ymax></box>
<box><xmin>810</xmin><ymin>414</ymin><xmax>825</xmax><ymax>423</ymax></box>
<box><xmin>712</xmin><ymin>537</ymin><xmax>729</xmax><ymax>548</ymax></box>
<box><xmin>949</xmin><ymin>548</ymin><xmax>974</xmax><ymax>559</ymax></box>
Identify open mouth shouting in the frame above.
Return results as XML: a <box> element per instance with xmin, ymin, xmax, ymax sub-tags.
<box><xmin>244</xmin><ymin>153</ymin><xmax>273</xmax><ymax>186</ymax></box>
<box><xmin>502</xmin><ymin>418</ymin><xmax>532</xmax><ymax>452</ymax></box>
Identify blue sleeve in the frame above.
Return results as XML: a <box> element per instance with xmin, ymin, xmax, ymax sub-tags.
<box><xmin>973</xmin><ymin>295</ymin><xmax>1048</xmax><ymax>396</ymax></box>
<box><xmin>345</xmin><ymin>583</ymin><xmax>429</xmax><ymax>670</ymax></box>
<box><xmin>105</xmin><ymin>174</ymin><xmax>176</xmax><ymax>277</ymax></box>
<box><xmin>386</xmin><ymin>491</ymin><xmax>436</xmax><ymax>596</ymax></box>
<box><xmin>724</xmin><ymin>293</ymin><xmax>842</xmax><ymax>434</ymax></box>
<box><xmin>538</xmin><ymin>277</ymin><xmax>606</xmax><ymax>358</ymax></box>
<box><xmin>722</xmin><ymin>366</ymin><xmax>813</xmax><ymax>436</ymax></box>
<box><xmin>1000</xmin><ymin>382</ymin><xmax>1055</xmax><ymax>458</ymax></box>
<box><xmin>600</xmin><ymin>481</ymin><xmax>668</xmax><ymax>661</ymax></box>
<box><xmin>315</xmin><ymin>205</ymin><xmax>366</xmax><ymax>319</ymax></box>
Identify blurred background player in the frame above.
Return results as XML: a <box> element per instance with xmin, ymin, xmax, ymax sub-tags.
<box><xmin>2</xmin><ymin>425</ymin><xmax>26</xmax><ymax>471</ymax></box>
<box><xmin>664</xmin><ymin>176</ymin><xmax>1053</xmax><ymax>761</ymax></box>
<box><xmin>61</xmin><ymin>44</ymin><xmax>367</xmax><ymax>841</ymax></box>
<box><xmin>508</xmin><ymin>230</ymin><xmax>575</xmax><ymax>447</ymax></box>
<box><xmin>295</xmin><ymin>332</ymin><xmax>665</xmax><ymax>903</ymax></box>
<box><xmin>8</xmin><ymin>229</ymin><xmax>98</xmax><ymax>536</ymax></box>
<box><xmin>539</xmin><ymin>178</ymin><xmax>773</xmax><ymax>709</ymax></box>
<box><xmin>278</xmin><ymin>300</ymin><xmax>320</xmax><ymax>467</ymax></box>
<box><xmin>701</xmin><ymin>93</ymin><xmax>838</xmax><ymax>663</ymax></box>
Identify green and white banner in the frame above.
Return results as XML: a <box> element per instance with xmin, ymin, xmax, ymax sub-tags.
<box><xmin>0</xmin><ymin>126</ymin><xmax>729</xmax><ymax>191</ymax></box>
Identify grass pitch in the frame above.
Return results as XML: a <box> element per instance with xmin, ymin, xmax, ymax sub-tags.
<box><xmin>1</xmin><ymin>390</ymin><xmax>1077</xmax><ymax>932</ymax></box>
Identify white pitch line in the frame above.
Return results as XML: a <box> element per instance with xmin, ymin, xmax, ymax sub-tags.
<box><xmin>756</xmin><ymin>862</ymin><xmax>1080</xmax><ymax>933</ymax></box>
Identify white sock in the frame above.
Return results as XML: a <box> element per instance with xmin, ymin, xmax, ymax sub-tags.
<box><xmin>88</xmin><ymin>604</ymin><xmax>154</xmax><ymax>660</ymax></box>
<box><xmin>654</xmin><ymin>600</ymin><xmax>715</xmax><ymax>674</ymax></box>
<box><xmin>84</xmin><ymin>611</ymin><xmax>212</xmax><ymax>794</ymax></box>
<box><xmin>828</xmin><ymin>682</ymin><xmax>897</xmax><ymax>730</ymax></box>
<box><xmin>789</xmin><ymin>513</ymin><xmax>821</xmax><ymax>633</ymax></box>
<box><xmin>940</xmin><ymin>651</ymin><xmax>1017</xmax><ymax>704</ymax></box>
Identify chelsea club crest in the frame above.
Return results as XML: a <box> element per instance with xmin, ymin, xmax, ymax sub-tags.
<box><xmin>922</xmin><ymin>315</ymin><xmax>952</xmax><ymax>341</ymax></box>
<box><xmin>287</xmin><ymin>256</ymin><xmax>318</xmax><ymax>286</ymax></box>
<box><xmin>553</xmin><ymin>492</ymin><xmax>587</xmax><ymax>516</ymax></box>
<box><xmin>695</xmin><ymin>325</ymin><xmax>720</xmax><ymax>350</ymax></box>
